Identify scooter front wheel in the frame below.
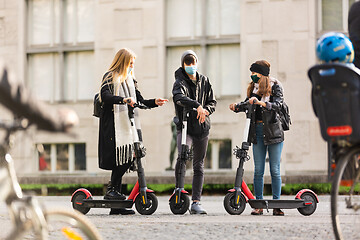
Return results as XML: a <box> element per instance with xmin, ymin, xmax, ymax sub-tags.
<box><xmin>223</xmin><ymin>192</ymin><xmax>246</xmax><ymax>215</ymax></box>
<box><xmin>72</xmin><ymin>191</ymin><xmax>92</xmax><ymax>215</ymax></box>
<box><xmin>169</xmin><ymin>194</ymin><xmax>190</xmax><ymax>215</ymax></box>
<box><xmin>135</xmin><ymin>192</ymin><xmax>158</xmax><ymax>215</ymax></box>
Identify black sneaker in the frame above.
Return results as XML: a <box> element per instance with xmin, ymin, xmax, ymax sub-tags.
<box><xmin>104</xmin><ymin>189</ymin><xmax>126</xmax><ymax>200</ymax></box>
<box><xmin>109</xmin><ymin>208</ymin><xmax>135</xmax><ymax>215</ymax></box>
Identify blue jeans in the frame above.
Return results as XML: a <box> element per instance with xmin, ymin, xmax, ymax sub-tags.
<box><xmin>253</xmin><ymin>123</ymin><xmax>283</xmax><ymax>200</ymax></box>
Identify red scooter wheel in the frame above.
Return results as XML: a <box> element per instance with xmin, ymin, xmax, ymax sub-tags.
<box><xmin>224</xmin><ymin>192</ymin><xmax>246</xmax><ymax>215</ymax></box>
<box><xmin>72</xmin><ymin>191</ymin><xmax>92</xmax><ymax>215</ymax></box>
<box><xmin>297</xmin><ymin>192</ymin><xmax>317</xmax><ymax>216</ymax></box>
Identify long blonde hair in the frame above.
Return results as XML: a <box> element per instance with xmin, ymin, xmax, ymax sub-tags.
<box><xmin>246</xmin><ymin>60</ymin><xmax>271</xmax><ymax>98</ymax></box>
<box><xmin>100</xmin><ymin>48</ymin><xmax>136</xmax><ymax>99</ymax></box>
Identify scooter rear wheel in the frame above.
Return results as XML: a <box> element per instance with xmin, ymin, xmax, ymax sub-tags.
<box><xmin>72</xmin><ymin>192</ymin><xmax>91</xmax><ymax>215</ymax></box>
<box><xmin>224</xmin><ymin>192</ymin><xmax>246</xmax><ymax>215</ymax></box>
<box><xmin>297</xmin><ymin>192</ymin><xmax>317</xmax><ymax>216</ymax></box>
<box><xmin>169</xmin><ymin>194</ymin><xmax>190</xmax><ymax>215</ymax></box>
<box><xmin>135</xmin><ymin>192</ymin><xmax>158</xmax><ymax>215</ymax></box>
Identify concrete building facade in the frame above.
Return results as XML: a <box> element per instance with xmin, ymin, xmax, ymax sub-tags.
<box><xmin>0</xmin><ymin>0</ymin><xmax>356</xmax><ymax>181</ymax></box>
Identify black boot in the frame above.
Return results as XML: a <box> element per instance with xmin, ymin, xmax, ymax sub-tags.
<box><xmin>104</xmin><ymin>181</ymin><xmax>126</xmax><ymax>200</ymax></box>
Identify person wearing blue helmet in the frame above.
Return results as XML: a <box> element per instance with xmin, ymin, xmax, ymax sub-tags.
<box><xmin>316</xmin><ymin>32</ymin><xmax>355</xmax><ymax>64</ymax></box>
<box><xmin>349</xmin><ymin>1</ymin><xmax>360</xmax><ymax>69</ymax></box>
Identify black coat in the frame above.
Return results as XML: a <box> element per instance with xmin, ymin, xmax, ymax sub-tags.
<box><xmin>349</xmin><ymin>1</ymin><xmax>360</xmax><ymax>69</ymax></box>
<box><xmin>172</xmin><ymin>67</ymin><xmax>217</xmax><ymax>138</ymax></box>
<box><xmin>98</xmin><ymin>72</ymin><xmax>157</xmax><ymax>170</ymax></box>
<box><xmin>236</xmin><ymin>83</ymin><xmax>284</xmax><ymax>145</ymax></box>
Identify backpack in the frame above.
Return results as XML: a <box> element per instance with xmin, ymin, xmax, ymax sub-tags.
<box><xmin>93</xmin><ymin>76</ymin><xmax>112</xmax><ymax>118</ymax></box>
<box><xmin>279</xmin><ymin>101</ymin><xmax>291</xmax><ymax>131</ymax></box>
<box><xmin>93</xmin><ymin>93</ymin><xmax>103</xmax><ymax>118</ymax></box>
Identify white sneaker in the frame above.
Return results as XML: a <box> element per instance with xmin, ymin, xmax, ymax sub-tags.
<box><xmin>190</xmin><ymin>201</ymin><xmax>207</xmax><ymax>214</ymax></box>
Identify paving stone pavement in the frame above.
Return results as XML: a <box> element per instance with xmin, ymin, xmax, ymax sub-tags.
<box><xmin>0</xmin><ymin>195</ymin><xmax>358</xmax><ymax>240</ymax></box>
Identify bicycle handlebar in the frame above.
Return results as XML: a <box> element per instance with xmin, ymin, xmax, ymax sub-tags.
<box><xmin>0</xmin><ymin>63</ymin><xmax>78</xmax><ymax>133</ymax></box>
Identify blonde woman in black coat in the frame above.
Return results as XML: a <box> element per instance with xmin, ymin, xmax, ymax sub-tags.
<box><xmin>98</xmin><ymin>48</ymin><xmax>168</xmax><ymax>215</ymax></box>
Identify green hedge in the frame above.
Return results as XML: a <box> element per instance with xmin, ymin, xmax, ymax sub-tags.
<box><xmin>20</xmin><ymin>183</ymin><xmax>335</xmax><ymax>196</ymax></box>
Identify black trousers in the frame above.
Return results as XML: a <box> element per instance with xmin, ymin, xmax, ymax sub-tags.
<box><xmin>175</xmin><ymin>132</ymin><xmax>209</xmax><ymax>201</ymax></box>
<box><xmin>110</xmin><ymin>161</ymin><xmax>132</xmax><ymax>189</ymax></box>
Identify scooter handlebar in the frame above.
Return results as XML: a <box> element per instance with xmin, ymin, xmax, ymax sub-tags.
<box><xmin>235</xmin><ymin>99</ymin><xmax>257</xmax><ymax>112</ymax></box>
<box><xmin>176</xmin><ymin>101</ymin><xmax>197</xmax><ymax>112</ymax></box>
<box><xmin>124</xmin><ymin>98</ymin><xmax>150</xmax><ymax>110</ymax></box>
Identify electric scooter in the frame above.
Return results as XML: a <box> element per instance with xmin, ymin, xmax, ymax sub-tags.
<box><xmin>223</xmin><ymin>100</ymin><xmax>319</xmax><ymax>216</ymax></box>
<box><xmin>71</xmin><ymin>103</ymin><xmax>158</xmax><ymax>215</ymax></box>
<box><xmin>169</xmin><ymin>103</ymin><xmax>193</xmax><ymax>214</ymax></box>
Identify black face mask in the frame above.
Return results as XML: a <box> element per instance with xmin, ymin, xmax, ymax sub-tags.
<box><xmin>251</xmin><ymin>74</ymin><xmax>260</xmax><ymax>83</ymax></box>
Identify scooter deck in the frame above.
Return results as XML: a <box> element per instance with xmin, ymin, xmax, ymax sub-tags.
<box><xmin>82</xmin><ymin>199</ymin><xmax>133</xmax><ymax>209</ymax></box>
<box><xmin>248</xmin><ymin>199</ymin><xmax>310</xmax><ymax>209</ymax></box>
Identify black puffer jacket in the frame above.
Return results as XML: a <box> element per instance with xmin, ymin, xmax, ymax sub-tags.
<box><xmin>172</xmin><ymin>67</ymin><xmax>217</xmax><ymax>138</ymax></box>
<box><xmin>349</xmin><ymin>1</ymin><xmax>360</xmax><ymax>69</ymax></box>
<box><xmin>236</xmin><ymin>82</ymin><xmax>284</xmax><ymax>145</ymax></box>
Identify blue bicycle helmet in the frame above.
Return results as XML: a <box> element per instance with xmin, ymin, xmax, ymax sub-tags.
<box><xmin>316</xmin><ymin>32</ymin><xmax>354</xmax><ymax>63</ymax></box>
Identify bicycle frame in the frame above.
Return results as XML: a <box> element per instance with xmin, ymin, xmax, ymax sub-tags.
<box><xmin>0</xmin><ymin>120</ymin><xmax>49</xmax><ymax>240</ymax></box>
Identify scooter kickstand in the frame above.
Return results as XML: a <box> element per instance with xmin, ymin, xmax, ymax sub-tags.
<box><xmin>265</xmin><ymin>200</ymin><xmax>269</xmax><ymax>213</ymax></box>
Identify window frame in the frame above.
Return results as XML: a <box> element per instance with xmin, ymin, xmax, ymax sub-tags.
<box><xmin>204</xmin><ymin>139</ymin><xmax>233</xmax><ymax>172</ymax></box>
<box><xmin>165</xmin><ymin>0</ymin><xmax>241</xmax><ymax>99</ymax></box>
<box><xmin>25</xmin><ymin>0</ymin><xmax>94</xmax><ymax>103</ymax></box>
<box><xmin>317</xmin><ymin>0</ymin><xmax>356</xmax><ymax>34</ymax></box>
<box><xmin>36</xmin><ymin>143</ymin><xmax>87</xmax><ymax>173</ymax></box>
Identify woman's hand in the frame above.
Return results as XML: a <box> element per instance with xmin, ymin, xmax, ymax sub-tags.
<box><xmin>155</xmin><ymin>98</ymin><xmax>169</xmax><ymax>106</ymax></box>
<box><xmin>123</xmin><ymin>97</ymin><xmax>136</xmax><ymax>107</ymax></box>
<box><xmin>249</xmin><ymin>97</ymin><xmax>258</xmax><ymax>105</ymax></box>
<box><xmin>229</xmin><ymin>103</ymin><xmax>237</xmax><ymax>111</ymax></box>
<box><xmin>249</xmin><ymin>97</ymin><xmax>266</xmax><ymax>107</ymax></box>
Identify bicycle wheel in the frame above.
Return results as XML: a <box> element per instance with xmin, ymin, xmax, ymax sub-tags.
<box><xmin>331</xmin><ymin>147</ymin><xmax>360</xmax><ymax>240</ymax></box>
<box><xmin>44</xmin><ymin>208</ymin><xmax>102</xmax><ymax>240</ymax></box>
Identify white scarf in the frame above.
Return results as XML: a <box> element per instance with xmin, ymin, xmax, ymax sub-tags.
<box><xmin>253</xmin><ymin>77</ymin><xmax>283</xmax><ymax>102</ymax></box>
<box><xmin>113</xmin><ymin>75</ymin><xmax>141</xmax><ymax>166</ymax></box>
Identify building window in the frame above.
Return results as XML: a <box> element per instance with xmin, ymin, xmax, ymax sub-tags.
<box><xmin>319</xmin><ymin>0</ymin><xmax>356</xmax><ymax>32</ymax></box>
<box><xmin>165</xmin><ymin>0</ymin><xmax>240</xmax><ymax>98</ymax></box>
<box><xmin>205</xmin><ymin>139</ymin><xmax>232</xmax><ymax>170</ymax></box>
<box><xmin>37</xmin><ymin>143</ymin><xmax>86</xmax><ymax>172</ymax></box>
<box><xmin>26</xmin><ymin>0</ymin><xmax>95</xmax><ymax>102</ymax></box>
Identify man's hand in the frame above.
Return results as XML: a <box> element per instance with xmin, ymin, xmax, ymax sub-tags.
<box><xmin>197</xmin><ymin>105</ymin><xmax>209</xmax><ymax>123</ymax></box>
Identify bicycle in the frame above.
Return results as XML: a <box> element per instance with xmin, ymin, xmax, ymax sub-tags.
<box><xmin>329</xmin><ymin>145</ymin><xmax>360</xmax><ymax>240</ymax></box>
<box><xmin>308</xmin><ymin>63</ymin><xmax>360</xmax><ymax>240</ymax></box>
<box><xmin>0</xmin><ymin>63</ymin><xmax>102</xmax><ymax>239</ymax></box>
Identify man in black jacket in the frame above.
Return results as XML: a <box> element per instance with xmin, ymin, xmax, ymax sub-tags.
<box><xmin>349</xmin><ymin>1</ymin><xmax>360</xmax><ymax>69</ymax></box>
<box><xmin>172</xmin><ymin>50</ymin><xmax>216</xmax><ymax>214</ymax></box>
